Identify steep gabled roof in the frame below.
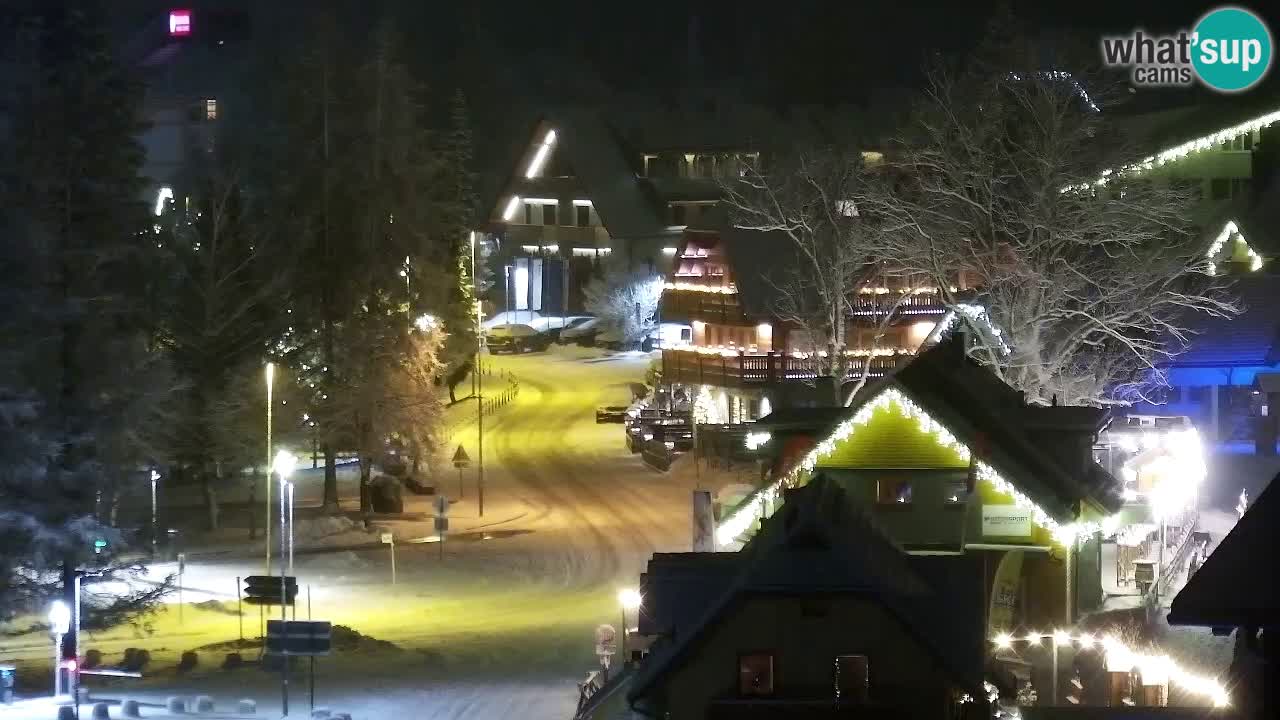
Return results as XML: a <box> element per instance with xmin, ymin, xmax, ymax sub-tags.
<box><xmin>1168</xmin><ymin>472</ymin><xmax>1280</xmax><ymax>628</ymax></box>
<box><xmin>1170</xmin><ymin>274</ymin><xmax>1280</xmax><ymax>368</ymax></box>
<box><xmin>629</xmin><ymin>476</ymin><xmax>984</xmax><ymax>704</ymax></box>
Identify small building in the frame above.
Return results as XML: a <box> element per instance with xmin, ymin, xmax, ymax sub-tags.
<box><xmin>719</xmin><ymin>336</ymin><xmax>1124</xmax><ymax>630</ymax></box>
<box><xmin>628</xmin><ymin>475</ymin><xmax>988</xmax><ymax>720</ymax></box>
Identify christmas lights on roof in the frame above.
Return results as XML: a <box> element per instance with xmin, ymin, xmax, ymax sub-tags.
<box><xmin>663</xmin><ymin>281</ymin><xmax>737</xmax><ymax>294</ymax></box>
<box><xmin>1072</xmin><ymin>108</ymin><xmax>1280</xmax><ymax>190</ymax></box>
<box><xmin>715</xmin><ymin>386</ymin><xmax>1110</xmax><ymax>547</ymax></box>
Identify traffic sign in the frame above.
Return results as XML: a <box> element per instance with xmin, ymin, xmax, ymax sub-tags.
<box><xmin>452</xmin><ymin>445</ymin><xmax>470</xmax><ymax>469</ymax></box>
<box><xmin>244</xmin><ymin>575</ymin><xmax>297</xmax><ymax>606</ymax></box>
<box><xmin>381</xmin><ymin>533</ymin><xmax>394</xmax><ymax>544</ymax></box>
<box><xmin>434</xmin><ymin>495</ymin><xmax>450</xmax><ymax>517</ymax></box>
<box><xmin>266</xmin><ymin>620</ymin><xmax>331</xmax><ymax>656</ymax></box>
<box><xmin>434</xmin><ymin>516</ymin><xmax>449</xmax><ymax>532</ymax></box>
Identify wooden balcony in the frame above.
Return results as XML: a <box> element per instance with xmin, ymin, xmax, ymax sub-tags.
<box><xmin>662</xmin><ymin>350</ymin><xmax>905</xmax><ymax>389</ymax></box>
<box><xmin>660</xmin><ymin>289</ymin><xmax>744</xmax><ymax>324</ymax></box>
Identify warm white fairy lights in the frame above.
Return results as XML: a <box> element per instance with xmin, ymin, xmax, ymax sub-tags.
<box><xmin>1070</xmin><ymin>108</ymin><xmax>1280</xmax><ymax>190</ymax></box>
<box><xmin>991</xmin><ymin>632</ymin><xmax>1229</xmax><ymax>708</ymax></box>
<box><xmin>663</xmin><ymin>281</ymin><xmax>737</xmax><ymax>294</ymax></box>
<box><xmin>1205</xmin><ymin>220</ymin><xmax>1264</xmax><ymax>275</ymax></box>
<box><xmin>714</xmin><ymin>386</ymin><xmax>1109</xmax><ymax>547</ymax></box>
<box><xmin>930</xmin><ymin>304</ymin><xmax>1011</xmax><ymax>355</ymax></box>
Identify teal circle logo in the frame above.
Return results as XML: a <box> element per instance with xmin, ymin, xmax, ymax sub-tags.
<box><xmin>1192</xmin><ymin>6</ymin><xmax>1273</xmax><ymax>92</ymax></box>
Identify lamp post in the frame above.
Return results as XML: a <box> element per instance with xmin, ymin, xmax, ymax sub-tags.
<box><xmin>149</xmin><ymin>469</ymin><xmax>160</xmax><ymax>557</ymax></box>
<box><xmin>272</xmin><ymin>449</ymin><xmax>297</xmax><ymax>716</ymax></box>
<box><xmin>618</xmin><ymin>588</ymin><xmax>641</xmax><ymax>664</ymax></box>
<box><xmin>48</xmin><ymin>601</ymin><xmax>70</xmax><ymax>697</ymax></box>
<box><xmin>265</xmin><ymin>362</ymin><xmax>275</xmax><ymax>576</ymax></box>
<box><xmin>471</xmin><ymin>231</ymin><xmax>486</xmax><ymax>518</ymax></box>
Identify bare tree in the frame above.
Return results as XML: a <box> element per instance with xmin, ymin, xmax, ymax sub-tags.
<box><xmin>584</xmin><ymin>259</ymin><xmax>663</xmax><ymax>345</ymax></box>
<box><xmin>721</xmin><ymin>149</ymin><xmax>916</xmax><ymax>405</ymax></box>
<box><xmin>864</xmin><ymin>61</ymin><xmax>1237</xmax><ymax>406</ymax></box>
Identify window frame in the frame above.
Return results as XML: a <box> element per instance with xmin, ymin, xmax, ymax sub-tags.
<box><xmin>876</xmin><ymin>477</ymin><xmax>913</xmax><ymax>505</ymax></box>
<box><xmin>834</xmin><ymin>653</ymin><xmax>870</xmax><ymax>704</ymax></box>
<box><xmin>737</xmin><ymin>650</ymin><xmax>776</xmax><ymax>697</ymax></box>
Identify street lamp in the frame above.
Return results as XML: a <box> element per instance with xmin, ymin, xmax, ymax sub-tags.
<box><xmin>48</xmin><ymin>601</ymin><xmax>70</xmax><ymax>696</ymax></box>
<box><xmin>273</xmin><ymin>450</ymin><xmax>298</xmax><ymax>574</ymax></box>
<box><xmin>265</xmin><ymin>362</ymin><xmax>275</xmax><ymax>575</ymax></box>
<box><xmin>150</xmin><ymin>469</ymin><xmax>160</xmax><ymax>557</ymax></box>
<box><xmin>272</xmin><ymin>448</ymin><xmax>297</xmax><ymax>716</ymax></box>
<box><xmin>618</xmin><ymin>588</ymin><xmax>642</xmax><ymax>663</ymax></box>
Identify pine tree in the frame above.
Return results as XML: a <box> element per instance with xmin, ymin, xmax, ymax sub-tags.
<box><xmin>0</xmin><ymin>1</ymin><xmax>168</xmax><ymax>630</ymax></box>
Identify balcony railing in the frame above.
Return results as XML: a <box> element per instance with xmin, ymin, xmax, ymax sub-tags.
<box><xmin>662</xmin><ymin>350</ymin><xmax>906</xmax><ymax>389</ymax></box>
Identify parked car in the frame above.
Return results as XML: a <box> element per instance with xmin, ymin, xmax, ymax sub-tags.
<box><xmin>486</xmin><ymin>324</ymin><xmax>553</xmax><ymax>353</ymax></box>
<box><xmin>594</xmin><ymin>328</ymin><xmax>629</xmax><ymax>351</ymax></box>
<box><xmin>483</xmin><ymin>311</ymin><xmax>544</xmax><ymax>331</ymax></box>
<box><xmin>596</xmin><ymin>405</ymin><xmax>629</xmax><ymax>423</ymax></box>
<box><xmin>541</xmin><ymin>315</ymin><xmax>595</xmax><ymax>341</ymax></box>
<box><xmin>560</xmin><ymin>317</ymin><xmax>604</xmax><ymax>346</ymax></box>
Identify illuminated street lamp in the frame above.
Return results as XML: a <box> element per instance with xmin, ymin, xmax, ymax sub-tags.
<box><xmin>48</xmin><ymin>601</ymin><xmax>70</xmax><ymax>696</ymax></box>
<box><xmin>150</xmin><ymin>469</ymin><xmax>161</xmax><ymax>557</ymax></box>
<box><xmin>618</xmin><ymin>588</ymin><xmax>642</xmax><ymax>663</ymax></box>
<box><xmin>265</xmin><ymin>362</ymin><xmax>275</xmax><ymax>575</ymax></box>
<box><xmin>272</xmin><ymin>448</ymin><xmax>297</xmax><ymax>716</ymax></box>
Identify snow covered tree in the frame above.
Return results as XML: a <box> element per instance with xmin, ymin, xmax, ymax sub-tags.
<box><xmin>865</xmin><ymin>52</ymin><xmax>1238</xmax><ymax>405</ymax></box>
<box><xmin>0</xmin><ymin>1</ymin><xmax>169</xmax><ymax>630</ymax></box>
<box><xmin>584</xmin><ymin>259</ymin><xmax>663</xmax><ymax>344</ymax></box>
<box><xmin>721</xmin><ymin>148</ymin><xmax>917</xmax><ymax>405</ymax></box>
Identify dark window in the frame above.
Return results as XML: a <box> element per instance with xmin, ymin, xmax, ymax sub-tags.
<box><xmin>877</xmin><ymin>478</ymin><xmax>912</xmax><ymax>504</ymax></box>
<box><xmin>1172</xmin><ymin>178</ymin><xmax>1203</xmax><ymax>202</ymax></box>
<box><xmin>1189</xmin><ymin>385</ymin><xmax>1210</xmax><ymax>403</ymax></box>
<box><xmin>523</xmin><ymin>203</ymin><xmax>534</xmax><ymax>225</ymax></box>
<box><xmin>738</xmin><ymin>653</ymin><xmax>775</xmax><ymax>696</ymax></box>
<box><xmin>543</xmin><ymin>203</ymin><xmax>557</xmax><ymax>226</ymax></box>
<box><xmin>835</xmin><ymin>655</ymin><xmax>870</xmax><ymax>703</ymax></box>
<box><xmin>576</xmin><ymin>205</ymin><xmax>590</xmax><ymax>227</ymax></box>
<box><xmin>945</xmin><ymin>480</ymin><xmax>969</xmax><ymax>505</ymax></box>
<box><xmin>1210</xmin><ymin>178</ymin><xmax>1230</xmax><ymax>200</ymax></box>
<box><xmin>1231</xmin><ymin>178</ymin><xmax>1252</xmax><ymax>199</ymax></box>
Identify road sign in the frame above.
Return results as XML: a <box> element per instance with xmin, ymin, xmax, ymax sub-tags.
<box><xmin>452</xmin><ymin>445</ymin><xmax>470</xmax><ymax>469</ymax></box>
<box><xmin>265</xmin><ymin>620</ymin><xmax>331</xmax><ymax>656</ymax></box>
<box><xmin>244</xmin><ymin>575</ymin><xmax>297</xmax><ymax>606</ymax></box>
<box><xmin>381</xmin><ymin>532</ymin><xmax>394</xmax><ymax>544</ymax></box>
<box><xmin>434</xmin><ymin>516</ymin><xmax>449</xmax><ymax>532</ymax></box>
<box><xmin>434</xmin><ymin>495</ymin><xmax>450</xmax><ymax>517</ymax></box>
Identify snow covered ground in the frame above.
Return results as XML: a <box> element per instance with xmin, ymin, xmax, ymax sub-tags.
<box><xmin>0</xmin><ymin>347</ymin><xmax>703</xmax><ymax>719</ymax></box>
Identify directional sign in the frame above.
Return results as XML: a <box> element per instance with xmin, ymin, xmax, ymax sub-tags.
<box><xmin>244</xmin><ymin>575</ymin><xmax>297</xmax><ymax>606</ymax></box>
<box><xmin>452</xmin><ymin>445</ymin><xmax>470</xmax><ymax>469</ymax></box>
<box><xmin>434</xmin><ymin>495</ymin><xmax>450</xmax><ymax>517</ymax></box>
<box><xmin>381</xmin><ymin>532</ymin><xmax>394</xmax><ymax>544</ymax></box>
<box><xmin>266</xmin><ymin>620</ymin><xmax>331</xmax><ymax>656</ymax></box>
<box><xmin>434</xmin><ymin>516</ymin><xmax>449</xmax><ymax>532</ymax></box>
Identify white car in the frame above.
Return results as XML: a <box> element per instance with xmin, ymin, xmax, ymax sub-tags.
<box><xmin>483</xmin><ymin>311</ymin><xmax>544</xmax><ymax>331</ymax></box>
<box><xmin>560</xmin><ymin>317</ymin><xmax>604</xmax><ymax>345</ymax></box>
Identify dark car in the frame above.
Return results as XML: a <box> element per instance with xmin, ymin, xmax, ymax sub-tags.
<box><xmin>560</xmin><ymin>317</ymin><xmax>603</xmax><ymax>346</ymax></box>
<box><xmin>595</xmin><ymin>405</ymin><xmax>629</xmax><ymax>423</ymax></box>
<box><xmin>486</xmin><ymin>324</ymin><xmax>552</xmax><ymax>353</ymax></box>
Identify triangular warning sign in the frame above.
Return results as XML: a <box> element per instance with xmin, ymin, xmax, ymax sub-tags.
<box><xmin>452</xmin><ymin>445</ymin><xmax>470</xmax><ymax>466</ymax></box>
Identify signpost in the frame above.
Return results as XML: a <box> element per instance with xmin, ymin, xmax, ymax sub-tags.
<box><xmin>452</xmin><ymin>445</ymin><xmax>470</xmax><ymax>498</ymax></box>
<box><xmin>266</xmin><ymin>620</ymin><xmax>331</xmax><ymax>717</ymax></box>
<box><xmin>434</xmin><ymin>496</ymin><xmax>450</xmax><ymax>560</ymax></box>
<box><xmin>381</xmin><ymin>533</ymin><xmax>396</xmax><ymax>585</ymax></box>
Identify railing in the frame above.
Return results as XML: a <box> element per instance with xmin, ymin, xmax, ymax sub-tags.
<box><xmin>662</xmin><ymin>350</ymin><xmax>905</xmax><ymax>388</ymax></box>
<box><xmin>659</xmin><ymin>290</ymin><xmax>742</xmax><ymax>323</ymax></box>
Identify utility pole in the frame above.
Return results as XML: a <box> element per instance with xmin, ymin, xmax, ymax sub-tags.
<box><xmin>472</xmin><ymin>232</ymin><xmax>486</xmax><ymax>518</ymax></box>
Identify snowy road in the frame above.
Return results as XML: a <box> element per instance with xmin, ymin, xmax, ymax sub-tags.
<box><xmin>1</xmin><ymin>348</ymin><xmax>695</xmax><ymax>719</ymax></box>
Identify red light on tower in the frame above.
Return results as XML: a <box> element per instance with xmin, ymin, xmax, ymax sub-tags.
<box><xmin>169</xmin><ymin>9</ymin><xmax>192</xmax><ymax>37</ymax></box>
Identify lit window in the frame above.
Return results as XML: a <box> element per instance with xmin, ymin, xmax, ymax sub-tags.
<box><xmin>738</xmin><ymin>653</ymin><xmax>774</xmax><ymax>696</ymax></box>
<box><xmin>834</xmin><ymin>655</ymin><xmax>869</xmax><ymax>703</ymax></box>
<box><xmin>877</xmin><ymin>478</ymin><xmax>912</xmax><ymax>504</ymax></box>
<box><xmin>205</xmin><ymin>98</ymin><xmax>217</xmax><ymax>121</ymax></box>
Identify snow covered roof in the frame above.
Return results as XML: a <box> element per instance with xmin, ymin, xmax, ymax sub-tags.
<box><xmin>629</xmin><ymin>475</ymin><xmax>985</xmax><ymax>704</ymax></box>
<box><xmin>1170</xmin><ymin>274</ymin><xmax>1280</xmax><ymax>368</ymax></box>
